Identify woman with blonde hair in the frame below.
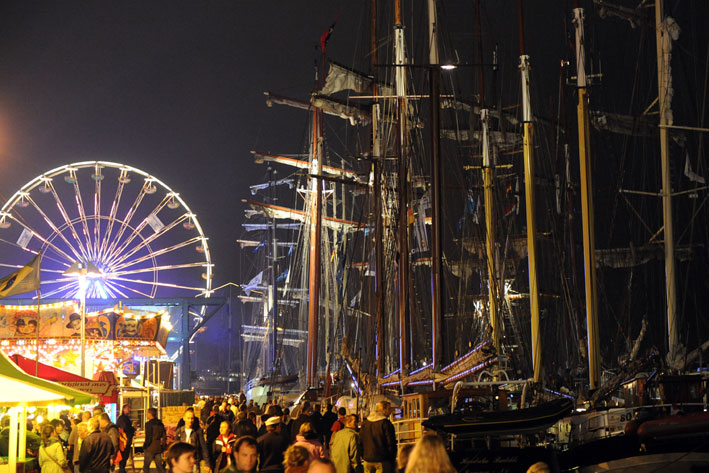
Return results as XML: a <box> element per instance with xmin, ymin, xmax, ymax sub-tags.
<box><xmin>404</xmin><ymin>434</ymin><xmax>455</xmax><ymax>473</ymax></box>
<box><xmin>38</xmin><ymin>424</ymin><xmax>68</xmax><ymax>473</ymax></box>
<box><xmin>283</xmin><ymin>445</ymin><xmax>311</xmax><ymax>473</ymax></box>
<box><xmin>293</xmin><ymin>422</ymin><xmax>327</xmax><ymax>460</ymax></box>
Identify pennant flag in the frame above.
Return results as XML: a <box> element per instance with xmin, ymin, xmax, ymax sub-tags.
<box><xmin>242</xmin><ymin>271</ymin><xmax>263</xmax><ymax>296</ymax></box>
<box><xmin>684</xmin><ymin>153</ymin><xmax>705</xmax><ymax>184</ymax></box>
<box><xmin>275</xmin><ymin>269</ymin><xmax>289</xmax><ymax>283</ymax></box>
<box><xmin>503</xmin><ymin>177</ymin><xmax>520</xmax><ymax>217</ymax></box>
<box><xmin>473</xmin><ymin>196</ymin><xmax>481</xmax><ymax>224</ymax></box>
<box><xmin>320</xmin><ymin>21</ymin><xmax>336</xmax><ymax>54</ymax></box>
<box><xmin>0</xmin><ymin>254</ymin><xmax>41</xmax><ymax>298</ymax></box>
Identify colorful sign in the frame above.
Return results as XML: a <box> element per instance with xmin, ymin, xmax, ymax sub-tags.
<box><xmin>0</xmin><ymin>303</ymin><xmax>165</xmax><ymax>342</ymax></box>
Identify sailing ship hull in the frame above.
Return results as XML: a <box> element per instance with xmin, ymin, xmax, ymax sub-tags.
<box><xmin>559</xmin><ymin>429</ymin><xmax>709</xmax><ymax>472</ymax></box>
<box><xmin>422</xmin><ymin>398</ymin><xmax>574</xmax><ymax>437</ymax></box>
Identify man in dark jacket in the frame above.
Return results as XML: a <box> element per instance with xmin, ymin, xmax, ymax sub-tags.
<box><xmin>232</xmin><ymin>411</ymin><xmax>257</xmax><ymax>438</ymax></box>
<box><xmin>359</xmin><ymin>402</ymin><xmax>396</xmax><ymax>473</ymax></box>
<box><xmin>175</xmin><ymin>409</ymin><xmax>209</xmax><ymax>473</ymax></box>
<box><xmin>204</xmin><ymin>409</ymin><xmax>224</xmax><ymax>469</ymax></box>
<box><xmin>257</xmin><ymin>416</ymin><xmax>289</xmax><ymax>473</ymax></box>
<box><xmin>98</xmin><ymin>414</ymin><xmax>119</xmax><ymax>464</ymax></box>
<box><xmin>143</xmin><ymin>408</ymin><xmax>166</xmax><ymax>473</ymax></box>
<box><xmin>290</xmin><ymin>401</ymin><xmax>316</xmax><ymax>440</ymax></box>
<box><xmin>321</xmin><ymin>404</ymin><xmax>339</xmax><ymax>446</ymax></box>
<box><xmin>116</xmin><ymin>404</ymin><xmax>135</xmax><ymax>473</ymax></box>
<box><xmin>79</xmin><ymin>417</ymin><xmax>115</xmax><ymax>473</ymax></box>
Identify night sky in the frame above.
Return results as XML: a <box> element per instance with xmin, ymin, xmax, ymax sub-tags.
<box><xmin>0</xmin><ymin>1</ymin><xmax>359</xmax><ymax>288</ymax></box>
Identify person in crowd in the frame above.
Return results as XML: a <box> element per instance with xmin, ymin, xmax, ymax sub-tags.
<box><xmin>174</xmin><ymin>409</ymin><xmax>209</xmax><ymax>473</ymax></box>
<box><xmin>68</xmin><ymin>423</ymin><xmax>89</xmax><ymax>473</ymax></box>
<box><xmin>233</xmin><ymin>411</ymin><xmax>257</xmax><ymax>438</ymax></box>
<box><xmin>329</xmin><ymin>409</ymin><xmax>347</xmax><ymax>437</ymax></box>
<box><xmin>329</xmin><ymin>415</ymin><xmax>361</xmax><ymax>473</ymax></box>
<box><xmin>229</xmin><ymin>401</ymin><xmax>239</xmax><ymax>420</ymax></box>
<box><xmin>395</xmin><ymin>445</ymin><xmax>413</xmax><ymax>473</ymax></box>
<box><xmin>116</xmin><ymin>404</ymin><xmax>135</xmax><ymax>473</ymax></box>
<box><xmin>282</xmin><ymin>408</ymin><xmax>292</xmax><ymax>433</ymax></box>
<box><xmin>307</xmin><ymin>459</ymin><xmax>336</xmax><ymax>473</ymax></box>
<box><xmin>79</xmin><ymin>417</ymin><xmax>114</xmax><ymax>473</ymax></box>
<box><xmin>201</xmin><ymin>399</ymin><xmax>214</xmax><ymax>427</ymax></box>
<box><xmin>403</xmin><ymin>434</ymin><xmax>455</xmax><ymax>473</ymax></box>
<box><xmin>525</xmin><ymin>463</ymin><xmax>550</xmax><ymax>473</ymax></box>
<box><xmin>320</xmin><ymin>405</ymin><xmax>338</xmax><ymax>447</ymax></box>
<box><xmin>311</xmin><ymin>406</ymin><xmax>324</xmax><ymax>443</ymax></box>
<box><xmin>97</xmin><ymin>413</ymin><xmax>119</xmax><ymax>465</ymax></box>
<box><xmin>176</xmin><ymin>408</ymin><xmax>201</xmax><ymax>430</ymax></box>
<box><xmin>212</xmin><ymin>421</ymin><xmax>236</xmax><ymax>473</ymax></box>
<box><xmin>50</xmin><ymin>419</ymin><xmax>69</xmax><ymax>451</ymax></box>
<box><xmin>60</xmin><ymin>411</ymin><xmax>73</xmax><ymax>435</ymax></box>
<box><xmin>143</xmin><ymin>408</ymin><xmax>167</xmax><ymax>473</ymax></box>
<box><xmin>256</xmin><ymin>405</ymin><xmax>279</xmax><ymax>438</ymax></box>
<box><xmin>205</xmin><ymin>408</ymin><xmax>224</xmax><ymax>469</ymax></box>
<box><xmin>38</xmin><ymin>424</ymin><xmax>67</xmax><ymax>473</ymax></box>
<box><xmin>0</xmin><ymin>416</ymin><xmax>11</xmax><ymax>457</ymax></box>
<box><xmin>67</xmin><ymin>413</ymin><xmax>90</xmax><ymax>471</ymax></box>
<box><xmin>360</xmin><ymin>402</ymin><xmax>396</xmax><ymax>473</ymax></box>
<box><xmin>165</xmin><ymin>442</ymin><xmax>196</xmax><ymax>473</ymax></box>
<box><xmin>232</xmin><ymin>436</ymin><xmax>258</xmax><ymax>473</ymax></box>
<box><xmin>283</xmin><ymin>445</ymin><xmax>311</xmax><ymax>473</ymax></box>
<box><xmin>257</xmin><ymin>416</ymin><xmax>289</xmax><ymax>473</ymax></box>
<box><xmin>290</xmin><ymin>402</ymin><xmax>315</xmax><ymax>441</ymax></box>
<box><xmin>93</xmin><ymin>406</ymin><xmax>105</xmax><ymax>418</ymax></box>
<box><xmin>247</xmin><ymin>413</ymin><xmax>258</xmax><ymax>432</ymax></box>
<box><xmin>219</xmin><ymin>402</ymin><xmax>235</xmax><ymax>424</ymax></box>
<box><xmin>293</xmin><ymin>423</ymin><xmax>327</xmax><ymax>461</ymax></box>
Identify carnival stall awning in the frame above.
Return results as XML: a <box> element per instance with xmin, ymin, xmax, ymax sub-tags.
<box><xmin>0</xmin><ymin>350</ymin><xmax>93</xmax><ymax>406</ymax></box>
<box><xmin>9</xmin><ymin>353</ymin><xmax>117</xmax><ymax>403</ymax></box>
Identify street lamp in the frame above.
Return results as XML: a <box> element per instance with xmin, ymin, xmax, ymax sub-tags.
<box><xmin>63</xmin><ymin>260</ymin><xmax>101</xmax><ymax>377</ymax></box>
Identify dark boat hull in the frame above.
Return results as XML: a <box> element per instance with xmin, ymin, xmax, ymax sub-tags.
<box><xmin>559</xmin><ymin>430</ymin><xmax>709</xmax><ymax>472</ymax></box>
<box><xmin>423</xmin><ymin>398</ymin><xmax>574</xmax><ymax>437</ymax></box>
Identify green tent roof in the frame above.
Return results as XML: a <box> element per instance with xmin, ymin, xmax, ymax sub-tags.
<box><xmin>0</xmin><ymin>350</ymin><xmax>94</xmax><ymax>406</ymax></box>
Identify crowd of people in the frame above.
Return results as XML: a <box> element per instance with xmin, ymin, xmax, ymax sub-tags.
<box><xmin>162</xmin><ymin>396</ymin><xmax>458</xmax><ymax>473</ymax></box>
<box><xmin>0</xmin><ymin>403</ymin><xmax>137</xmax><ymax>473</ymax></box>
<box><xmin>3</xmin><ymin>395</ymin><xmax>549</xmax><ymax>473</ymax></box>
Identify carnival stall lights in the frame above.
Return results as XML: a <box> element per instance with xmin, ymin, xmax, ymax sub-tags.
<box><xmin>0</xmin><ymin>350</ymin><xmax>93</xmax><ymax>473</ymax></box>
<box><xmin>0</xmin><ymin>301</ymin><xmax>170</xmax><ymax>378</ymax></box>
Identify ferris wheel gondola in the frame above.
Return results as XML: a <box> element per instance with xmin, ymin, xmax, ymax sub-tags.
<box><xmin>0</xmin><ymin>161</ymin><xmax>213</xmax><ymax>300</ymax></box>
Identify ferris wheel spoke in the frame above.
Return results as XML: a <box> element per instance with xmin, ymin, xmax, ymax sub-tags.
<box><xmin>97</xmin><ymin>170</ymin><xmax>128</xmax><ymax>262</ymax></box>
<box><xmin>0</xmin><ymin>237</ymin><xmax>40</xmax><ymax>257</ymax></box>
<box><xmin>109</xmin><ymin>212</ymin><xmax>188</xmax><ymax>269</ymax></box>
<box><xmin>40</xmin><ymin>267</ymin><xmax>68</xmax><ymax>275</ymax></box>
<box><xmin>93</xmin><ymin>163</ymin><xmax>102</xmax><ymax>259</ymax></box>
<box><xmin>69</xmin><ymin>177</ymin><xmax>96</xmax><ymax>261</ymax></box>
<box><xmin>103</xmin><ymin>180</ymin><xmax>152</xmax><ymax>264</ymax></box>
<box><xmin>102</xmin><ymin>280</ymin><xmax>129</xmax><ymax>298</ymax></box>
<box><xmin>24</xmin><ymin>193</ymin><xmax>86</xmax><ymax>262</ymax></box>
<box><xmin>110</xmin><ymin>275</ymin><xmax>206</xmax><ymax>292</ymax></box>
<box><xmin>107</xmin><ymin>279</ymin><xmax>155</xmax><ymax>298</ymax></box>
<box><xmin>39</xmin><ymin>281</ymin><xmax>80</xmax><ymax>299</ymax></box>
<box><xmin>8</xmin><ymin>215</ymin><xmax>76</xmax><ymax>264</ymax></box>
<box><xmin>111</xmin><ymin>237</ymin><xmax>202</xmax><ymax>271</ymax></box>
<box><xmin>47</xmin><ymin>181</ymin><xmax>92</xmax><ymax>259</ymax></box>
<box><xmin>103</xmin><ymin>195</ymin><xmax>170</xmax><ymax>268</ymax></box>
<box><xmin>109</xmin><ymin>262</ymin><xmax>208</xmax><ymax>277</ymax></box>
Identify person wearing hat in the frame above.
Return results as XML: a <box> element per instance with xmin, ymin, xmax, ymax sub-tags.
<box><xmin>257</xmin><ymin>416</ymin><xmax>289</xmax><ymax>473</ymax></box>
<box><xmin>66</xmin><ymin>314</ymin><xmax>81</xmax><ymax>336</ymax></box>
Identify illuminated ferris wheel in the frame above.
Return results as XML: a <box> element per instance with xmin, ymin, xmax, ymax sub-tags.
<box><xmin>0</xmin><ymin>161</ymin><xmax>213</xmax><ymax>299</ymax></box>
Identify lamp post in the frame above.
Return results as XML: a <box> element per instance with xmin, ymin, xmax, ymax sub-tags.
<box><xmin>63</xmin><ymin>260</ymin><xmax>101</xmax><ymax>378</ymax></box>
